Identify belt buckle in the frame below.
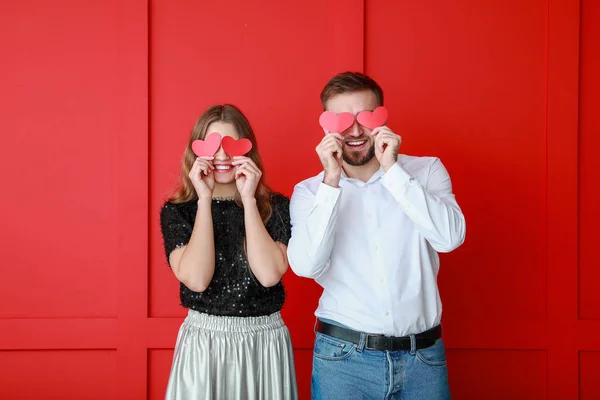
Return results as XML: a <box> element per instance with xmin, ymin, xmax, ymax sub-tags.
<box><xmin>365</xmin><ymin>334</ymin><xmax>389</xmax><ymax>350</ymax></box>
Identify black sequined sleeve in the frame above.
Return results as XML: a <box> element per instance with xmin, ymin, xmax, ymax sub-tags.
<box><xmin>266</xmin><ymin>193</ymin><xmax>291</xmax><ymax>246</ymax></box>
<box><xmin>160</xmin><ymin>202</ymin><xmax>193</xmax><ymax>266</ymax></box>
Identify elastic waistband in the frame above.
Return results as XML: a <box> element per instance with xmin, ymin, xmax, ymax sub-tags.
<box><xmin>184</xmin><ymin>309</ymin><xmax>285</xmax><ymax>332</ymax></box>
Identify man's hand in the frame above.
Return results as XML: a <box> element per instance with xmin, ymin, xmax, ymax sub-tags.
<box><xmin>316</xmin><ymin>133</ymin><xmax>344</xmax><ymax>187</ymax></box>
<box><xmin>372</xmin><ymin>126</ymin><xmax>401</xmax><ymax>172</ymax></box>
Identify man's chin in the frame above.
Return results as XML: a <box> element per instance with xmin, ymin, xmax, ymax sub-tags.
<box><xmin>343</xmin><ymin>148</ymin><xmax>376</xmax><ymax>167</ymax></box>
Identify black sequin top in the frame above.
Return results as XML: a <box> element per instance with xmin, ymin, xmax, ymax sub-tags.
<box><xmin>159</xmin><ymin>193</ymin><xmax>291</xmax><ymax>317</ymax></box>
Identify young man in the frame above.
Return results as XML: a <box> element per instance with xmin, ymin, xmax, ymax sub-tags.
<box><xmin>287</xmin><ymin>72</ymin><xmax>466</xmax><ymax>399</ymax></box>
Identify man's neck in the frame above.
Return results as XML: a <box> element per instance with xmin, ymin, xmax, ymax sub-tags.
<box><xmin>342</xmin><ymin>158</ymin><xmax>381</xmax><ymax>183</ymax></box>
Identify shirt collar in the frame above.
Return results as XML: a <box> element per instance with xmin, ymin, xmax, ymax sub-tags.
<box><xmin>341</xmin><ymin>165</ymin><xmax>385</xmax><ymax>185</ymax></box>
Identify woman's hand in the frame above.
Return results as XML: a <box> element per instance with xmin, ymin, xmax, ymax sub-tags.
<box><xmin>232</xmin><ymin>156</ymin><xmax>262</xmax><ymax>202</ymax></box>
<box><xmin>189</xmin><ymin>156</ymin><xmax>215</xmax><ymax>199</ymax></box>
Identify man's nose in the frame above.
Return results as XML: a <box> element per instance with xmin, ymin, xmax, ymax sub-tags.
<box><xmin>346</xmin><ymin>120</ymin><xmax>362</xmax><ymax>137</ymax></box>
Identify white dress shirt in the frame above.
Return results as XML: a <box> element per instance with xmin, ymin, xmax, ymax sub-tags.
<box><xmin>287</xmin><ymin>155</ymin><xmax>466</xmax><ymax>337</ymax></box>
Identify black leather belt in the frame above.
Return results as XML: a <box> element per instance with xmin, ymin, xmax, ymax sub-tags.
<box><xmin>316</xmin><ymin>320</ymin><xmax>442</xmax><ymax>351</ymax></box>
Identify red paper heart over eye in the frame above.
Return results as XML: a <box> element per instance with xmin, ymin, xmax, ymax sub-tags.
<box><xmin>192</xmin><ymin>132</ymin><xmax>221</xmax><ymax>157</ymax></box>
<box><xmin>221</xmin><ymin>136</ymin><xmax>252</xmax><ymax>156</ymax></box>
<box><xmin>318</xmin><ymin>111</ymin><xmax>355</xmax><ymax>133</ymax></box>
<box><xmin>356</xmin><ymin>106</ymin><xmax>388</xmax><ymax>129</ymax></box>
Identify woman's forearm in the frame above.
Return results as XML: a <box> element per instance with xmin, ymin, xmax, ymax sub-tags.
<box><xmin>174</xmin><ymin>198</ymin><xmax>215</xmax><ymax>292</ymax></box>
<box><xmin>243</xmin><ymin>198</ymin><xmax>287</xmax><ymax>287</ymax></box>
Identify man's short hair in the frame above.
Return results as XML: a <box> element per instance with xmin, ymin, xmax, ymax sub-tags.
<box><xmin>320</xmin><ymin>72</ymin><xmax>384</xmax><ymax>109</ymax></box>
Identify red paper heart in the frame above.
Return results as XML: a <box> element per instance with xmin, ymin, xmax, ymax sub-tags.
<box><xmin>192</xmin><ymin>132</ymin><xmax>221</xmax><ymax>157</ymax></box>
<box><xmin>221</xmin><ymin>136</ymin><xmax>253</xmax><ymax>157</ymax></box>
<box><xmin>356</xmin><ymin>106</ymin><xmax>389</xmax><ymax>129</ymax></box>
<box><xmin>319</xmin><ymin>111</ymin><xmax>355</xmax><ymax>133</ymax></box>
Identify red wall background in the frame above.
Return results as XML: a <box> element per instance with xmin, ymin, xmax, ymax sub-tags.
<box><xmin>1</xmin><ymin>1</ymin><xmax>598</xmax><ymax>399</ymax></box>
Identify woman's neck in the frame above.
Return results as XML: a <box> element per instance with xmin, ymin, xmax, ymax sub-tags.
<box><xmin>212</xmin><ymin>182</ymin><xmax>237</xmax><ymax>199</ymax></box>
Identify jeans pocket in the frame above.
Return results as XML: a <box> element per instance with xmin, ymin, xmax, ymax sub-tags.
<box><xmin>416</xmin><ymin>338</ymin><xmax>447</xmax><ymax>366</ymax></box>
<box><xmin>313</xmin><ymin>333</ymin><xmax>357</xmax><ymax>361</ymax></box>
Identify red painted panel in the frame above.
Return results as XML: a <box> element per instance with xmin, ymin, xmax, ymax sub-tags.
<box><xmin>447</xmin><ymin>349</ymin><xmax>547</xmax><ymax>399</ymax></box>
<box><xmin>579</xmin><ymin>0</ymin><xmax>600</xmax><ymax>320</ymax></box>
<box><xmin>0</xmin><ymin>1</ymin><xmax>124</xmax><ymax>318</ymax></box>
<box><xmin>294</xmin><ymin>349</ymin><xmax>313</xmax><ymax>400</ymax></box>
<box><xmin>0</xmin><ymin>319</ymin><xmax>117</xmax><ymax>350</ymax></box>
<box><xmin>0</xmin><ymin>350</ymin><xmax>116</xmax><ymax>399</ymax></box>
<box><xmin>148</xmin><ymin>349</ymin><xmax>173</xmax><ymax>400</ymax></box>
<box><xmin>281</xmin><ymin>277</ymin><xmax>322</xmax><ymax>349</ymax></box>
<box><xmin>580</xmin><ymin>352</ymin><xmax>600</xmax><ymax>399</ymax></box>
<box><xmin>365</xmin><ymin>0</ymin><xmax>547</xmax><ymax>320</ymax></box>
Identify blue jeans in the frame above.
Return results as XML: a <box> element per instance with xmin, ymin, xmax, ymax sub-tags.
<box><xmin>311</xmin><ymin>321</ymin><xmax>451</xmax><ymax>400</ymax></box>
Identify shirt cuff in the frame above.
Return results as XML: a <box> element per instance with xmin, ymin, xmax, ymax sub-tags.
<box><xmin>381</xmin><ymin>162</ymin><xmax>414</xmax><ymax>194</ymax></box>
<box><xmin>315</xmin><ymin>182</ymin><xmax>342</xmax><ymax>205</ymax></box>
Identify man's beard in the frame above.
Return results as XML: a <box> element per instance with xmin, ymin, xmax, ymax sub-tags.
<box><xmin>343</xmin><ymin>142</ymin><xmax>376</xmax><ymax>166</ymax></box>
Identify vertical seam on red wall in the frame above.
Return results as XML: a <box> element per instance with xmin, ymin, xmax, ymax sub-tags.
<box><xmin>576</xmin><ymin>0</ymin><xmax>583</xmax><ymax>323</ymax></box>
<box><xmin>147</xmin><ymin>0</ymin><xmax>152</xmax><ymax>321</ymax></box>
<box><xmin>546</xmin><ymin>0</ymin><xmax>581</xmax><ymax>398</ymax></box>
<box><xmin>361</xmin><ymin>0</ymin><xmax>366</xmax><ymax>74</ymax></box>
<box><xmin>116</xmin><ymin>0</ymin><xmax>150</xmax><ymax>398</ymax></box>
<box><xmin>576</xmin><ymin>2</ymin><xmax>583</xmax><ymax>397</ymax></box>
<box><xmin>146</xmin><ymin>0</ymin><xmax>152</xmax><ymax>395</ymax></box>
<box><xmin>545</xmin><ymin>0</ymin><xmax>550</xmax><ymax>326</ymax></box>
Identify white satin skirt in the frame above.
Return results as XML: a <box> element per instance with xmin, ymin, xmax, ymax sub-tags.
<box><xmin>165</xmin><ymin>309</ymin><xmax>298</xmax><ymax>400</ymax></box>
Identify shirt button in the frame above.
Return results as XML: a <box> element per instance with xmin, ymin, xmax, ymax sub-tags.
<box><xmin>385</xmin><ymin>311</ymin><xmax>390</xmax><ymax>316</ymax></box>
<box><xmin>367</xmin><ymin>212</ymin><xmax>372</xmax><ymax>218</ymax></box>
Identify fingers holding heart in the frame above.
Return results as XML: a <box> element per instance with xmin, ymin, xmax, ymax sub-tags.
<box><xmin>370</xmin><ymin>126</ymin><xmax>393</xmax><ymax>137</ymax></box>
<box><xmin>371</xmin><ymin>128</ymin><xmax>402</xmax><ymax>171</ymax></box>
<box><xmin>371</xmin><ymin>127</ymin><xmax>399</xmax><ymax>151</ymax></box>
<box><xmin>189</xmin><ymin>157</ymin><xmax>215</xmax><ymax>197</ymax></box>
<box><xmin>317</xmin><ymin>133</ymin><xmax>344</xmax><ymax>159</ymax></box>
<box><xmin>232</xmin><ymin>157</ymin><xmax>261</xmax><ymax>180</ymax></box>
<box><xmin>376</xmin><ymin>132</ymin><xmax>401</xmax><ymax>153</ymax></box>
<box><xmin>193</xmin><ymin>156</ymin><xmax>215</xmax><ymax>176</ymax></box>
<box><xmin>326</xmin><ymin>132</ymin><xmax>344</xmax><ymax>142</ymax></box>
<box><xmin>235</xmin><ymin>165</ymin><xmax>253</xmax><ymax>180</ymax></box>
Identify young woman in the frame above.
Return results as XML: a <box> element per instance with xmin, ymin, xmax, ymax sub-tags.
<box><xmin>160</xmin><ymin>104</ymin><xmax>297</xmax><ymax>399</ymax></box>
